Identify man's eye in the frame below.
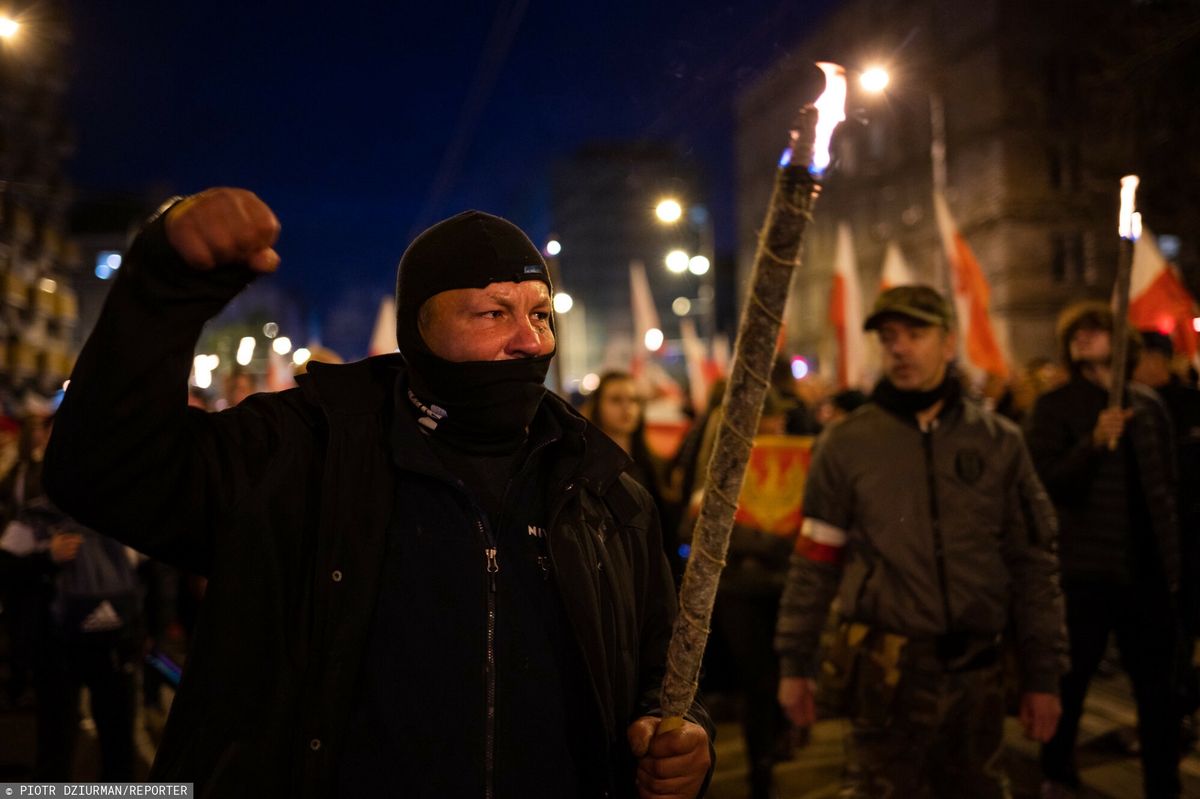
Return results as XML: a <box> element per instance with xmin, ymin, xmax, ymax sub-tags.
<box><xmin>479</xmin><ymin>310</ymin><xmax>504</xmax><ymax>319</ymax></box>
<box><xmin>532</xmin><ymin>312</ymin><xmax>551</xmax><ymax>322</ymax></box>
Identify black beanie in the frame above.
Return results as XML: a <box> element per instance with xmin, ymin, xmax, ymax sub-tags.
<box><xmin>395</xmin><ymin>210</ymin><xmax>552</xmax><ymax>358</ymax></box>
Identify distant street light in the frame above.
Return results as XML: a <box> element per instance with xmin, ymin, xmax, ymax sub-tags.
<box><xmin>0</xmin><ymin>16</ymin><xmax>20</xmax><ymax>39</ymax></box>
<box><xmin>665</xmin><ymin>249</ymin><xmax>689</xmax><ymax>273</ymax></box>
<box><xmin>545</xmin><ymin>239</ymin><xmax>562</xmax><ymax>256</ymax></box>
<box><xmin>236</xmin><ymin>336</ymin><xmax>256</xmax><ymax>366</ymax></box>
<box><xmin>687</xmin><ymin>255</ymin><xmax>710</xmax><ymax>276</ymax></box>
<box><xmin>644</xmin><ymin>328</ymin><xmax>664</xmax><ymax>352</ymax></box>
<box><xmin>293</xmin><ymin>348</ymin><xmax>312</xmax><ymax>366</ymax></box>
<box><xmin>553</xmin><ymin>292</ymin><xmax>573</xmax><ymax>313</ymax></box>
<box><xmin>672</xmin><ymin>297</ymin><xmax>692</xmax><ymax>316</ymax></box>
<box><xmin>272</xmin><ymin>336</ymin><xmax>293</xmax><ymax>355</ymax></box>
<box><xmin>860</xmin><ymin>66</ymin><xmax>890</xmax><ymax>93</ymax></box>
<box><xmin>655</xmin><ymin>199</ymin><xmax>683</xmax><ymax>223</ymax></box>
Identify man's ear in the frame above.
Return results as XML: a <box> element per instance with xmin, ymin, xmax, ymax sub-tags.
<box><xmin>943</xmin><ymin>327</ymin><xmax>958</xmax><ymax>362</ymax></box>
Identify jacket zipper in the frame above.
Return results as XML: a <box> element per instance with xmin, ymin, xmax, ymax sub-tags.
<box><xmin>480</xmin><ymin>516</ymin><xmax>498</xmax><ymax>799</ymax></box>
<box><xmin>922</xmin><ymin>426</ymin><xmax>954</xmax><ymax>628</ymax></box>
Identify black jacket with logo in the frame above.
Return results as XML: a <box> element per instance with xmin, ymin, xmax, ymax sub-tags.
<box><xmin>44</xmin><ymin>213</ymin><xmax>712</xmax><ymax>798</ymax></box>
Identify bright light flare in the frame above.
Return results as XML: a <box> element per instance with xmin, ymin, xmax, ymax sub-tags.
<box><xmin>1119</xmin><ymin>174</ymin><xmax>1140</xmax><ymax>240</ymax></box>
<box><xmin>293</xmin><ymin>348</ymin><xmax>312</xmax><ymax>366</ymax></box>
<box><xmin>672</xmin><ymin>297</ymin><xmax>692</xmax><ymax>316</ymax></box>
<box><xmin>0</xmin><ymin>17</ymin><xmax>19</xmax><ymax>39</ymax></box>
<box><xmin>665</xmin><ymin>250</ymin><xmax>689</xmax><ymax>273</ymax></box>
<box><xmin>272</xmin><ymin>336</ymin><xmax>293</xmax><ymax>355</ymax></box>
<box><xmin>687</xmin><ymin>255</ymin><xmax>710</xmax><ymax>275</ymax></box>
<box><xmin>860</xmin><ymin>66</ymin><xmax>890</xmax><ymax>93</ymax></box>
<box><xmin>553</xmin><ymin>292</ymin><xmax>573</xmax><ymax>313</ymax></box>
<box><xmin>580</xmin><ymin>372</ymin><xmax>600</xmax><ymax>393</ymax></box>
<box><xmin>263</xmin><ymin>322</ymin><xmax>279</xmax><ymax>338</ymax></box>
<box><xmin>545</xmin><ymin>239</ymin><xmax>562</xmax><ymax>256</ymax></box>
<box><xmin>812</xmin><ymin>62</ymin><xmax>848</xmax><ymax>175</ymax></box>
<box><xmin>644</xmin><ymin>328</ymin><xmax>664</xmax><ymax>352</ymax></box>
<box><xmin>790</xmin><ymin>356</ymin><xmax>810</xmax><ymax>380</ymax></box>
<box><xmin>655</xmin><ymin>199</ymin><xmax>683</xmax><ymax>223</ymax></box>
<box><xmin>236</xmin><ymin>336</ymin><xmax>256</xmax><ymax>366</ymax></box>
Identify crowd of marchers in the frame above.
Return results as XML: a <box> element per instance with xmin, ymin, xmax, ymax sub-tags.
<box><xmin>1</xmin><ymin>188</ymin><xmax>1197</xmax><ymax>799</ymax></box>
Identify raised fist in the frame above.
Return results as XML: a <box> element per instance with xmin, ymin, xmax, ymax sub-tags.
<box><xmin>164</xmin><ymin>188</ymin><xmax>281</xmax><ymax>273</ymax></box>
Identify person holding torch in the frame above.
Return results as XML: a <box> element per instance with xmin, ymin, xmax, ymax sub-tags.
<box><xmin>44</xmin><ymin>191</ymin><xmax>713</xmax><ymax>798</ymax></box>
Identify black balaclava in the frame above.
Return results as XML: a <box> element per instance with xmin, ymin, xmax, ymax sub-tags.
<box><xmin>395</xmin><ymin>210</ymin><xmax>554</xmax><ymax>454</ymax></box>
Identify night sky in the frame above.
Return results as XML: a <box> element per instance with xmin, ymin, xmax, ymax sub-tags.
<box><xmin>64</xmin><ymin>1</ymin><xmax>835</xmax><ymax>356</ymax></box>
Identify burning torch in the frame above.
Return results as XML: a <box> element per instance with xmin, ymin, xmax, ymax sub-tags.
<box><xmin>1107</xmin><ymin>174</ymin><xmax>1140</xmax><ymax>449</ymax></box>
<box><xmin>657</xmin><ymin>63</ymin><xmax>847</xmax><ymax>731</ymax></box>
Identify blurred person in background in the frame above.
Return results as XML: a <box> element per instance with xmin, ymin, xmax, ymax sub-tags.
<box><xmin>1135</xmin><ymin>330</ymin><xmax>1200</xmax><ymax>748</ymax></box>
<box><xmin>1028</xmin><ymin>303</ymin><xmax>1183</xmax><ymax>798</ymax></box>
<box><xmin>777</xmin><ymin>285</ymin><xmax>1066</xmax><ymax>797</ymax></box>
<box><xmin>583</xmin><ymin>371</ymin><xmax>676</xmax><ymax>573</ymax></box>
<box><xmin>0</xmin><ymin>413</ymin><xmax>142</xmax><ymax>781</ymax></box>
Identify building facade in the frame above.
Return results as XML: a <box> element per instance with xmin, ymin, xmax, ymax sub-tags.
<box><xmin>0</xmin><ymin>7</ymin><xmax>79</xmax><ymax>399</ymax></box>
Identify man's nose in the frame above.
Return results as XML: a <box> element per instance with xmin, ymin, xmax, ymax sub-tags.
<box><xmin>506</xmin><ymin>317</ymin><xmax>553</xmax><ymax>358</ymax></box>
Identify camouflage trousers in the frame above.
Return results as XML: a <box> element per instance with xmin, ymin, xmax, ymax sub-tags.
<box><xmin>840</xmin><ymin>656</ymin><xmax>1010</xmax><ymax>799</ymax></box>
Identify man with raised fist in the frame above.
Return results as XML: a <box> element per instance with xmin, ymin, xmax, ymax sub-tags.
<box><xmin>45</xmin><ymin>188</ymin><xmax>713</xmax><ymax>799</ymax></box>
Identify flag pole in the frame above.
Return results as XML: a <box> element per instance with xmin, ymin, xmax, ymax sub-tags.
<box><xmin>1108</xmin><ymin>175</ymin><xmax>1139</xmax><ymax>449</ymax></box>
<box><xmin>657</xmin><ymin>64</ymin><xmax>844</xmax><ymax>731</ymax></box>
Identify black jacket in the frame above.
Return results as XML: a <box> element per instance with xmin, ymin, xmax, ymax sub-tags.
<box><xmin>1026</xmin><ymin>376</ymin><xmax>1180</xmax><ymax>591</ymax></box>
<box><xmin>44</xmin><ymin>213</ymin><xmax>712</xmax><ymax>798</ymax></box>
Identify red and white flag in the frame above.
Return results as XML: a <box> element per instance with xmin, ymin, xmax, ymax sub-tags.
<box><xmin>629</xmin><ymin>259</ymin><xmax>662</xmax><ymax>378</ymax></box>
<box><xmin>368</xmin><ymin>297</ymin><xmax>398</xmax><ymax>356</ymax></box>
<box><xmin>933</xmin><ymin>191</ymin><xmax>1009</xmax><ymax>380</ymax></box>
<box><xmin>679</xmin><ymin>318</ymin><xmax>710</xmax><ymax>413</ymax></box>
<box><xmin>1129</xmin><ymin>226</ymin><xmax>1199</xmax><ymax>360</ymax></box>
<box><xmin>828</xmin><ymin>222</ymin><xmax>864</xmax><ymax>389</ymax></box>
<box><xmin>879</xmin><ymin>241</ymin><xmax>915</xmax><ymax>292</ymax></box>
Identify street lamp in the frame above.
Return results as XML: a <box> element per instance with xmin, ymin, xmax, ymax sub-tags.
<box><xmin>665</xmin><ymin>249</ymin><xmax>690</xmax><ymax>274</ymax></box>
<box><xmin>860</xmin><ymin>63</ymin><xmax>953</xmax><ymax>293</ymax></box>
<box><xmin>655</xmin><ymin>198</ymin><xmax>683</xmax><ymax>224</ymax></box>
<box><xmin>0</xmin><ymin>16</ymin><xmax>19</xmax><ymax>39</ymax></box>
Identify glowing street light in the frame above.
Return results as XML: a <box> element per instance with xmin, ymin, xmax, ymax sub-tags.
<box><xmin>644</xmin><ymin>328</ymin><xmax>664</xmax><ymax>352</ymax></box>
<box><xmin>236</xmin><ymin>336</ymin><xmax>256</xmax><ymax>366</ymax></box>
<box><xmin>655</xmin><ymin>199</ymin><xmax>683</xmax><ymax>224</ymax></box>
<box><xmin>860</xmin><ymin>66</ymin><xmax>890</xmax><ymax>94</ymax></box>
<box><xmin>272</xmin><ymin>336</ymin><xmax>293</xmax><ymax>355</ymax></box>
<box><xmin>292</xmin><ymin>348</ymin><xmax>312</xmax><ymax>366</ymax></box>
<box><xmin>0</xmin><ymin>16</ymin><xmax>20</xmax><ymax>39</ymax></box>
<box><xmin>688</xmin><ymin>255</ymin><xmax>710</xmax><ymax>276</ymax></box>
<box><xmin>665</xmin><ymin>249</ymin><xmax>689</xmax><ymax>274</ymax></box>
<box><xmin>553</xmin><ymin>292</ymin><xmax>573</xmax><ymax>313</ymax></box>
<box><xmin>672</xmin><ymin>297</ymin><xmax>692</xmax><ymax>316</ymax></box>
<box><xmin>545</xmin><ymin>239</ymin><xmax>562</xmax><ymax>256</ymax></box>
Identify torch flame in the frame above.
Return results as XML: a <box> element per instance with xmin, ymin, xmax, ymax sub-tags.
<box><xmin>1119</xmin><ymin>174</ymin><xmax>1140</xmax><ymax>240</ymax></box>
<box><xmin>811</xmin><ymin>62</ymin><xmax>847</xmax><ymax>175</ymax></box>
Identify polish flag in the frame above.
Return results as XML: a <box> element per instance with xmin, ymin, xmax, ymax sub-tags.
<box><xmin>368</xmin><ymin>297</ymin><xmax>398</xmax><ymax>356</ymax></box>
<box><xmin>629</xmin><ymin>260</ymin><xmax>662</xmax><ymax>378</ymax></box>
<box><xmin>933</xmin><ymin>191</ymin><xmax>1009</xmax><ymax>380</ymax></box>
<box><xmin>679</xmin><ymin>318</ymin><xmax>710</xmax><ymax>413</ymax></box>
<box><xmin>1129</xmin><ymin>226</ymin><xmax>1199</xmax><ymax>360</ymax></box>
<box><xmin>828</xmin><ymin>222</ymin><xmax>864</xmax><ymax>389</ymax></box>
<box><xmin>879</xmin><ymin>241</ymin><xmax>915</xmax><ymax>291</ymax></box>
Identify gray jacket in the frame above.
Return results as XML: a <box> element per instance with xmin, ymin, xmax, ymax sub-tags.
<box><xmin>775</xmin><ymin>389</ymin><xmax>1069</xmax><ymax>694</ymax></box>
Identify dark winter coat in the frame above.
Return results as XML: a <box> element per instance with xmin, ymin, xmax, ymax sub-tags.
<box><xmin>1026</xmin><ymin>376</ymin><xmax>1180</xmax><ymax>591</ymax></box>
<box><xmin>775</xmin><ymin>388</ymin><xmax>1069</xmax><ymax>694</ymax></box>
<box><xmin>44</xmin><ymin>213</ymin><xmax>712</xmax><ymax>798</ymax></box>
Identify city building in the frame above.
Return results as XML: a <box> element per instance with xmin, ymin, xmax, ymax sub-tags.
<box><xmin>551</xmin><ymin>141</ymin><xmax>713</xmax><ymax>389</ymax></box>
<box><xmin>0</xmin><ymin>7</ymin><xmax>78</xmax><ymax>399</ymax></box>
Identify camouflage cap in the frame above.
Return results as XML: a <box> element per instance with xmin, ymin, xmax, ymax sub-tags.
<box><xmin>863</xmin><ymin>284</ymin><xmax>954</xmax><ymax>331</ymax></box>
